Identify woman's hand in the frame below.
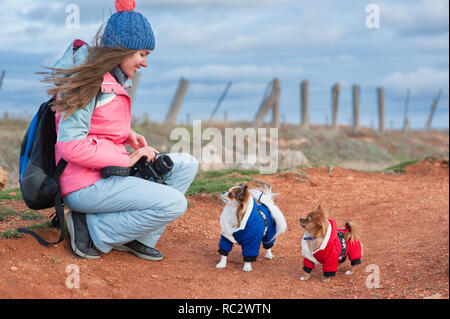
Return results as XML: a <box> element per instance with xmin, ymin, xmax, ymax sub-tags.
<box><xmin>127</xmin><ymin>130</ymin><xmax>148</xmax><ymax>150</ymax></box>
<box><xmin>128</xmin><ymin>145</ymin><xmax>160</xmax><ymax>167</ymax></box>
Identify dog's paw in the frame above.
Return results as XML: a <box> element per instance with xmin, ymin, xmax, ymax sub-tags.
<box><xmin>300</xmin><ymin>273</ymin><xmax>310</xmax><ymax>281</ymax></box>
<box><xmin>348</xmin><ymin>263</ymin><xmax>362</xmax><ymax>275</ymax></box>
<box><xmin>216</xmin><ymin>256</ymin><xmax>227</xmax><ymax>269</ymax></box>
<box><xmin>216</xmin><ymin>261</ymin><xmax>227</xmax><ymax>269</ymax></box>
<box><xmin>243</xmin><ymin>262</ymin><xmax>253</xmax><ymax>272</ymax></box>
<box><xmin>216</xmin><ymin>258</ymin><xmax>227</xmax><ymax>269</ymax></box>
<box><xmin>264</xmin><ymin>249</ymin><xmax>274</xmax><ymax>260</ymax></box>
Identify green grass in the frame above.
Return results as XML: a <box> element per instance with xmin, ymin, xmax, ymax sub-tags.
<box><xmin>19</xmin><ymin>210</ymin><xmax>46</xmax><ymax>220</ymax></box>
<box><xmin>25</xmin><ymin>221</ymin><xmax>53</xmax><ymax>230</ymax></box>
<box><xmin>0</xmin><ymin>206</ymin><xmax>45</xmax><ymax>220</ymax></box>
<box><xmin>199</xmin><ymin>168</ymin><xmax>260</xmax><ymax>178</ymax></box>
<box><xmin>0</xmin><ymin>206</ymin><xmax>19</xmax><ymax>215</ymax></box>
<box><xmin>0</xmin><ymin>221</ymin><xmax>53</xmax><ymax>239</ymax></box>
<box><xmin>0</xmin><ymin>202</ymin><xmax>48</xmax><ymax>239</ymax></box>
<box><xmin>0</xmin><ymin>188</ymin><xmax>22</xmax><ymax>201</ymax></box>
<box><xmin>0</xmin><ymin>230</ymin><xmax>23</xmax><ymax>239</ymax></box>
<box><xmin>383</xmin><ymin>156</ymin><xmax>438</xmax><ymax>174</ymax></box>
<box><xmin>0</xmin><ymin>203</ymin><xmax>23</xmax><ymax>238</ymax></box>
<box><xmin>0</xmin><ymin>206</ymin><xmax>19</xmax><ymax>221</ymax></box>
<box><xmin>383</xmin><ymin>159</ymin><xmax>420</xmax><ymax>173</ymax></box>
<box><xmin>186</xmin><ymin>167</ymin><xmax>270</xmax><ymax>196</ymax></box>
<box><xmin>187</xmin><ymin>176</ymin><xmax>255</xmax><ymax>196</ymax></box>
<box><xmin>187</xmin><ymin>168</ymin><xmax>267</xmax><ymax>196</ymax></box>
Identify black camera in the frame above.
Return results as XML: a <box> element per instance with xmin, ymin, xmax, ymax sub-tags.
<box><xmin>100</xmin><ymin>154</ymin><xmax>174</xmax><ymax>185</ymax></box>
<box><xmin>130</xmin><ymin>154</ymin><xmax>174</xmax><ymax>184</ymax></box>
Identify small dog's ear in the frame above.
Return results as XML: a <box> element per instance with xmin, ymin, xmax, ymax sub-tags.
<box><xmin>238</xmin><ymin>183</ymin><xmax>247</xmax><ymax>189</ymax></box>
<box><xmin>317</xmin><ymin>204</ymin><xmax>323</xmax><ymax>214</ymax></box>
<box><xmin>317</xmin><ymin>204</ymin><xmax>328</xmax><ymax>220</ymax></box>
<box><xmin>238</xmin><ymin>184</ymin><xmax>248</xmax><ymax>200</ymax></box>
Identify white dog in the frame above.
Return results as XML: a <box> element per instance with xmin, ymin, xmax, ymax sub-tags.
<box><xmin>216</xmin><ymin>184</ymin><xmax>287</xmax><ymax>271</ymax></box>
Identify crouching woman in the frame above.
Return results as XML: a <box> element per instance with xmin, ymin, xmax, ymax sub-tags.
<box><xmin>42</xmin><ymin>1</ymin><xmax>198</xmax><ymax>260</ymax></box>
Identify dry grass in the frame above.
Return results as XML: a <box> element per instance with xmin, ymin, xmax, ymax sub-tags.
<box><xmin>1</xmin><ymin>116</ymin><xmax>448</xmax><ymax>190</ymax></box>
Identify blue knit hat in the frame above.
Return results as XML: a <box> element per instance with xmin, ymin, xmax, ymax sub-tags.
<box><xmin>102</xmin><ymin>0</ymin><xmax>155</xmax><ymax>51</ymax></box>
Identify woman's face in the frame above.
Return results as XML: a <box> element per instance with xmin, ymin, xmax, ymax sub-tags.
<box><xmin>119</xmin><ymin>50</ymin><xmax>151</xmax><ymax>78</ymax></box>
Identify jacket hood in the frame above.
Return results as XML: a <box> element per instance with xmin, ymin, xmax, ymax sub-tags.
<box><xmin>53</xmin><ymin>39</ymin><xmax>89</xmax><ymax>70</ymax></box>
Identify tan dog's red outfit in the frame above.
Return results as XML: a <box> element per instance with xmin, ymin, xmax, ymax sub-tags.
<box><xmin>302</xmin><ymin>219</ymin><xmax>362</xmax><ymax>278</ymax></box>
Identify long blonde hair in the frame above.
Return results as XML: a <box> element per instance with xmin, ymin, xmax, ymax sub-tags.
<box><xmin>39</xmin><ymin>25</ymin><xmax>137</xmax><ymax>119</ymax></box>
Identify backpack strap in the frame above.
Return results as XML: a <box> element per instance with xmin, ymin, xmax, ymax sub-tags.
<box><xmin>17</xmin><ymin>159</ymin><xmax>68</xmax><ymax>246</ymax></box>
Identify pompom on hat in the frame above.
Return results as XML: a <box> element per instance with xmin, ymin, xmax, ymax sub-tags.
<box><xmin>102</xmin><ymin>0</ymin><xmax>155</xmax><ymax>51</ymax></box>
<box><xmin>115</xmin><ymin>0</ymin><xmax>136</xmax><ymax>11</ymax></box>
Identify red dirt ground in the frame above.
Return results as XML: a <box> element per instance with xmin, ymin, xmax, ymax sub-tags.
<box><xmin>0</xmin><ymin>159</ymin><xmax>448</xmax><ymax>299</ymax></box>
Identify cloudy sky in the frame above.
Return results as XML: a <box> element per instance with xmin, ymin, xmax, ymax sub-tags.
<box><xmin>0</xmin><ymin>0</ymin><xmax>448</xmax><ymax>129</ymax></box>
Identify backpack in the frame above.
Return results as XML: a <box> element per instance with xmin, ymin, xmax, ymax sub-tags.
<box><xmin>18</xmin><ymin>96</ymin><xmax>67</xmax><ymax>245</ymax></box>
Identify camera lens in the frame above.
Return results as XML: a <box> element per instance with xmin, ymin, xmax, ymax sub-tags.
<box><xmin>154</xmin><ymin>155</ymin><xmax>173</xmax><ymax>175</ymax></box>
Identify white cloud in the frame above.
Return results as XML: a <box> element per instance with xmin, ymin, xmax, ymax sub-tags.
<box><xmin>381</xmin><ymin>0</ymin><xmax>449</xmax><ymax>36</ymax></box>
<box><xmin>382</xmin><ymin>67</ymin><xmax>449</xmax><ymax>97</ymax></box>
<box><xmin>415</xmin><ymin>34</ymin><xmax>449</xmax><ymax>53</ymax></box>
<box><xmin>1</xmin><ymin>1</ymin><xmax>448</xmax><ymax>128</ymax></box>
<box><xmin>337</xmin><ymin>54</ymin><xmax>356</xmax><ymax>63</ymax></box>
<box><xmin>0</xmin><ymin>1</ymin><xmax>102</xmax><ymax>54</ymax></box>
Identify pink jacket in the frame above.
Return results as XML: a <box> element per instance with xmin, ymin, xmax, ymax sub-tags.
<box><xmin>55</xmin><ymin>71</ymin><xmax>132</xmax><ymax>197</ymax></box>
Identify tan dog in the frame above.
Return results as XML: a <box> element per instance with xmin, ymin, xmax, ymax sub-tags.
<box><xmin>299</xmin><ymin>205</ymin><xmax>363</xmax><ymax>282</ymax></box>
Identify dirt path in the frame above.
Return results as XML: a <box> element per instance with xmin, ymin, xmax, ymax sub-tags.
<box><xmin>0</xmin><ymin>159</ymin><xmax>448</xmax><ymax>299</ymax></box>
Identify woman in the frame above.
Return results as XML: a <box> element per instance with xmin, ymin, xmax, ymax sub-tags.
<box><xmin>42</xmin><ymin>0</ymin><xmax>199</xmax><ymax>260</ymax></box>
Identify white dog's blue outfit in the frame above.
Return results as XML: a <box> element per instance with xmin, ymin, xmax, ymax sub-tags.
<box><xmin>218</xmin><ymin>196</ymin><xmax>278</xmax><ymax>262</ymax></box>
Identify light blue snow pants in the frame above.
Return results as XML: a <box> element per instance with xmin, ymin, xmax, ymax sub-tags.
<box><xmin>64</xmin><ymin>153</ymin><xmax>199</xmax><ymax>253</ymax></box>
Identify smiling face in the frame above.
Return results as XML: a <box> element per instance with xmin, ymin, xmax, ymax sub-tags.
<box><xmin>119</xmin><ymin>49</ymin><xmax>151</xmax><ymax>78</ymax></box>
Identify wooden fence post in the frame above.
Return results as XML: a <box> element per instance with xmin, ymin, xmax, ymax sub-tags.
<box><xmin>402</xmin><ymin>89</ymin><xmax>410</xmax><ymax>133</ymax></box>
<box><xmin>377</xmin><ymin>87</ymin><xmax>385</xmax><ymax>132</ymax></box>
<box><xmin>0</xmin><ymin>71</ymin><xmax>5</xmax><ymax>93</ymax></box>
<box><xmin>209</xmin><ymin>81</ymin><xmax>232</xmax><ymax>122</ymax></box>
<box><xmin>352</xmin><ymin>84</ymin><xmax>360</xmax><ymax>130</ymax></box>
<box><xmin>271</xmin><ymin>79</ymin><xmax>281</xmax><ymax>128</ymax></box>
<box><xmin>426</xmin><ymin>90</ymin><xmax>442</xmax><ymax>132</ymax></box>
<box><xmin>332</xmin><ymin>83</ymin><xmax>340</xmax><ymax>129</ymax></box>
<box><xmin>165</xmin><ymin>77</ymin><xmax>189</xmax><ymax>125</ymax></box>
<box><xmin>300</xmin><ymin>80</ymin><xmax>309</xmax><ymax>130</ymax></box>
<box><xmin>253</xmin><ymin>78</ymin><xmax>280</xmax><ymax>127</ymax></box>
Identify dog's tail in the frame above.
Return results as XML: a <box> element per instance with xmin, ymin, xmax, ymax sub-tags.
<box><xmin>344</xmin><ymin>219</ymin><xmax>360</xmax><ymax>242</ymax></box>
<box><xmin>250</xmin><ymin>185</ymin><xmax>287</xmax><ymax>240</ymax></box>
